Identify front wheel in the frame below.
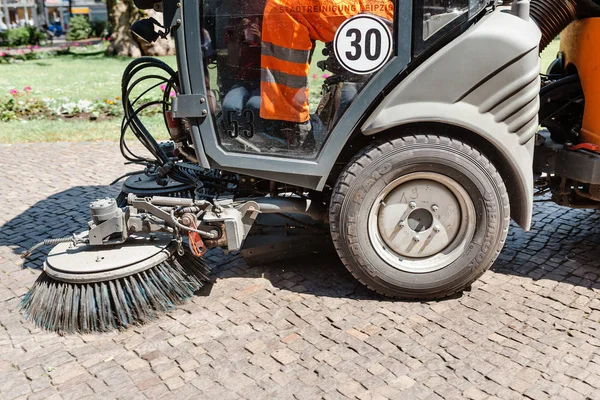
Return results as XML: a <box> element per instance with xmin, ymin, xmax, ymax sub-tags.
<box><xmin>329</xmin><ymin>135</ymin><xmax>510</xmax><ymax>299</ymax></box>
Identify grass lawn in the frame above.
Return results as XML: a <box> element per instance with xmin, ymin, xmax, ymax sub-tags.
<box><xmin>0</xmin><ymin>54</ymin><xmax>177</xmax><ymax>100</ymax></box>
<box><xmin>1</xmin><ymin>39</ymin><xmax>562</xmax><ymax>144</ymax></box>
<box><xmin>0</xmin><ymin>54</ymin><xmax>176</xmax><ymax>143</ymax></box>
<box><xmin>0</xmin><ymin>116</ymin><xmax>168</xmax><ymax>143</ymax></box>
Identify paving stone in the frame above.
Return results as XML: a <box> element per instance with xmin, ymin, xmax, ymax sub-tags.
<box><xmin>463</xmin><ymin>386</ymin><xmax>487</xmax><ymax>400</ymax></box>
<box><xmin>271</xmin><ymin>349</ymin><xmax>298</xmax><ymax>365</ymax></box>
<box><xmin>121</xmin><ymin>358</ymin><xmax>149</xmax><ymax>372</ymax></box>
<box><xmin>48</xmin><ymin>362</ymin><xmax>87</xmax><ymax>385</ymax></box>
<box><xmin>27</xmin><ymin>387</ymin><xmax>58</xmax><ymax>400</ymax></box>
<box><xmin>389</xmin><ymin>375</ymin><xmax>416</xmax><ymax>390</ymax></box>
<box><xmin>244</xmin><ymin>340</ymin><xmax>267</xmax><ymax>355</ymax></box>
<box><xmin>164</xmin><ymin>376</ymin><xmax>185</xmax><ymax>391</ymax></box>
<box><xmin>336</xmin><ymin>380</ymin><xmax>367</xmax><ymax>398</ymax></box>
<box><xmin>1</xmin><ymin>143</ymin><xmax>600</xmax><ymax>399</ymax></box>
<box><xmin>143</xmin><ymin>383</ymin><xmax>170</xmax><ymax>399</ymax></box>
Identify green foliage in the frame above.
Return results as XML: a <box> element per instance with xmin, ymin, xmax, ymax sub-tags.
<box><xmin>26</xmin><ymin>26</ymin><xmax>45</xmax><ymax>45</ymax></box>
<box><xmin>0</xmin><ymin>54</ymin><xmax>177</xmax><ymax>101</ymax></box>
<box><xmin>90</xmin><ymin>20</ymin><xmax>111</xmax><ymax>38</ymax></box>
<box><xmin>0</xmin><ymin>50</ymin><xmax>46</xmax><ymax>64</ymax></box>
<box><xmin>66</xmin><ymin>15</ymin><xmax>92</xmax><ymax>41</ymax></box>
<box><xmin>0</xmin><ymin>97</ymin><xmax>18</xmax><ymax>122</ymax></box>
<box><xmin>0</xmin><ymin>26</ymin><xmax>44</xmax><ymax>47</ymax></box>
<box><xmin>0</xmin><ymin>94</ymin><xmax>50</xmax><ymax>121</ymax></box>
<box><xmin>0</xmin><ymin>116</ymin><xmax>169</xmax><ymax>143</ymax></box>
<box><xmin>0</xmin><ymin>28</ymin><xmax>30</xmax><ymax>47</ymax></box>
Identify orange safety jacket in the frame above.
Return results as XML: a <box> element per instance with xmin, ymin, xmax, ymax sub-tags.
<box><xmin>260</xmin><ymin>0</ymin><xmax>394</xmax><ymax>123</ymax></box>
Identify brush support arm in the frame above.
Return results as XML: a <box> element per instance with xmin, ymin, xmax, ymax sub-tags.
<box><xmin>87</xmin><ymin>194</ymin><xmax>325</xmax><ymax>252</ymax></box>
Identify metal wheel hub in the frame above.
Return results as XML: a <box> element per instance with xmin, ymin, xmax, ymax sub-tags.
<box><xmin>368</xmin><ymin>172</ymin><xmax>476</xmax><ymax>273</ymax></box>
<box><xmin>377</xmin><ymin>178</ymin><xmax>461</xmax><ymax>258</ymax></box>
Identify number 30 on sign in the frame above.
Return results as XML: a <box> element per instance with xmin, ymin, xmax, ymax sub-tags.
<box><xmin>334</xmin><ymin>15</ymin><xmax>393</xmax><ymax>75</ymax></box>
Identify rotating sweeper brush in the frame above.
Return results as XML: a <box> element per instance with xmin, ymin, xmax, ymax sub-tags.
<box><xmin>21</xmin><ymin>234</ymin><xmax>209</xmax><ymax>333</ymax></box>
<box><xmin>18</xmin><ymin>50</ymin><xmax>250</xmax><ymax>333</ymax></box>
<box><xmin>19</xmin><ymin>188</ymin><xmax>316</xmax><ymax>333</ymax></box>
<box><xmin>20</xmin><ymin>196</ymin><xmax>216</xmax><ymax>333</ymax></box>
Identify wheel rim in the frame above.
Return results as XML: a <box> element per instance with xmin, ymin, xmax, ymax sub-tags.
<box><xmin>368</xmin><ymin>172</ymin><xmax>476</xmax><ymax>273</ymax></box>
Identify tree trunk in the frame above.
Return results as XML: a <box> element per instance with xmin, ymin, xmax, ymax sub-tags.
<box><xmin>106</xmin><ymin>0</ymin><xmax>174</xmax><ymax>57</ymax></box>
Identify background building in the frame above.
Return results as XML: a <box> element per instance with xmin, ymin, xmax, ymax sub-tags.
<box><xmin>1</xmin><ymin>0</ymin><xmax>37</xmax><ymax>28</ymax></box>
<box><xmin>0</xmin><ymin>0</ymin><xmax>107</xmax><ymax>31</ymax></box>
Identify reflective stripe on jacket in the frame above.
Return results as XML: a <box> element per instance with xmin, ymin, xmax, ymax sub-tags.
<box><xmin>260</xmin><ymin>0</ymin><xmax>394</xmax><ymax>123</ymax></box>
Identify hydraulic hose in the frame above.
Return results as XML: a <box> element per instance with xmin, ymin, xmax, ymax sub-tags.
<box><xmin>530</xmin><ymin>0</ymin><xmax>600</xmax><ymax>53</ymax></box>
<box><xmin>530</xmin><ymin>0</ymin><xmax>577</xmax><ymax>52</ymax></box>
<box><xmin>21</xmin><ymin>236</ymin><xmax>87</xmax><ymax>259</ymax></box>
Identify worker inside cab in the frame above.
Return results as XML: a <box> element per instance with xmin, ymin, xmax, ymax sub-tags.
<box><xmin>260</xmin><ymin>0</ymin><xmax>394</xmax><ymax>149</ymax></box>
<box><xmin>201</xmin><ymin>0</ymin><xmax>395</xmax><ymax>156</ymax></box>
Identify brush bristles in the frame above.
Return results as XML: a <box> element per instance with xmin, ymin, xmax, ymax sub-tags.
<box><xmin>20</xmin><ymin>252</ymin><xmax>210</xmax><ymax>333</ymax></box>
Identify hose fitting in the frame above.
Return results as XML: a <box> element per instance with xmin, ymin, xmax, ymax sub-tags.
<box><xmin>21</xmin><ymin>235</ymin><xmax>86</xmax><ymax>259</ymax></box>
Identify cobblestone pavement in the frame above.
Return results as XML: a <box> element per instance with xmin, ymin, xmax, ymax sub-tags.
<box><xmin>1</xmin><ymin>142</ymin><xmax>600</xmax><ymax>400</ymax></box>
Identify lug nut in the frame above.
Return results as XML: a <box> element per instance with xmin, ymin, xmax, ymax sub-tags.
<box><xmin>434</xmin><ymin>225</ymin><xmax>441</xmax><ymax>233</ymax></box>
<box><xmin>398</xmin><ymin>221</ymin><xmax>405</xmax><ymax>228</ymax></box>
<box><xmin>409</xmin><ymin>202</ymin><xmax>417</xmax><ymax>209</ymax></box>
<box><xmin>413</xmin><ymin>236</ymin><xmax>420</xmax><ymax>243</ymax></box>
<box><xmin>432</xmin><ymin>204</ymin><xmax>439</xmax><ymax>212</ymax></box>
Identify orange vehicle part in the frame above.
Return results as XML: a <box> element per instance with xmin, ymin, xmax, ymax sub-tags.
<box><xmin>561</xmin><ymin>18</ymin><xmax>600</xmax><ymax>148</ymax></box>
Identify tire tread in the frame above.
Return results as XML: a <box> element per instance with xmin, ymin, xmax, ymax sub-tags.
<box><xmin>329</xmin><ymin>134</ymin><xmax>511</xmax><ymax>299</ymax></box>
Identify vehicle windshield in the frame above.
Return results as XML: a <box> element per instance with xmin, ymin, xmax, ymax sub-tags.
<box><xmin>470</xmin><ymin>0</ymin><xmax>488</xmax><ymax>16</ymax></box>
<box><xmin>200</xmin><ymin>0</ymin><xmax>395</xmax><ymax>159</ymax></box>
<box><xmin>422</xmin><ymin>0</ymin><xmax>469</xmax><ymax>40</ymax></box>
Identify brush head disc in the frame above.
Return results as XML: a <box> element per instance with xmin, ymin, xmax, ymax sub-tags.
<box><xmin>44</xmin><ymin>233</ymin><xmax>176</xmax><ymax>284</ymax></box>
<box><xmin>122</xmin><ymin>172</ymin><xmax>195</xmax><ymax>196</ymax></box>
<box><xmin>21</xmin><ymin>238</ymin><xmax>210</xmax><ymax>333</ymax></box>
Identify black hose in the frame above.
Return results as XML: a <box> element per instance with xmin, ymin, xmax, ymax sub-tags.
<box><xmin>110</xmin><ymin>170</ymin><xmax>146</xmax><ymax>186</ymax></box>
<box><xmin>120</xmin><ymin>57</ymin><xmax>178</xmax><ymax>165</ymax></box>
<box><xmin>118</xmin><ymin>58</ymin><xmax>238</xmax><ymax>193</ymax></box>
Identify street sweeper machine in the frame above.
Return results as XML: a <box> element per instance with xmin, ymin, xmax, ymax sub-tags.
<box><xmin>18</xmin><ymin>0</ymin><xmax>600</xmax><ymax>333</ymax></box>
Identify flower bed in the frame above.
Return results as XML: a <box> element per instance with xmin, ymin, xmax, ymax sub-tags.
<box><xmin>0</xmin><ymin>88</ymin><xmax>154</xmax><ymax>122</ymax></box>
<box><xmin>0</xmin><ymin>47</ymin><xmax>47</xmax><ymax>63</ymax></box>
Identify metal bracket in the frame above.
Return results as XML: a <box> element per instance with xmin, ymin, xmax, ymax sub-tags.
<box><xmin>237</xmin><ymin>201</ymin><xmax>260</xmax><ymax>237</ymax></box>
<box><xmin>88</xmin><ymin>211</ymin><xmax>127</xmax><ymax>246</ymax></box>
<box><xmin>164</xmin><ymin>0</ymin><xmax>182</xmax><ymax>30</ymax></box>
<box><xmin>172</xmin><ymin>94</ymin><xmax>209</xmax><ymax>118</ymax></box>
<box><xmin>129</xmin><ymin>197</ymin><xmax>173</xmax><ymax>223</ymax></box>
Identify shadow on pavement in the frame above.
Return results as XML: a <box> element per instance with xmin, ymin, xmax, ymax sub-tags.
<box><xmin>0</xmin><ymin>185</ymin><xmax>122</xmax><ymax>271</ymax></box>
<box><xmin>491</xmin><ymin>202</ymin><xmax>600</xmax><ymax>290</ymax></box>
<box><xmin>2</xmin><ymin>187</ymin><xmax>600</xmax><ymax>300</ymax></box>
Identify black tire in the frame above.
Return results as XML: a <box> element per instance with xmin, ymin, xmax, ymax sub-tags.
<box><xmin>329</xmin><ymin>135</ymin><xmax>510</xmax><ymax>299</ymax></box>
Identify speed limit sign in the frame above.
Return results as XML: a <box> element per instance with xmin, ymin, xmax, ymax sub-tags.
<box><xmin>334</xmin><ymin>14</ymin><xmax>393</xmax><ymax>75</ymax></box>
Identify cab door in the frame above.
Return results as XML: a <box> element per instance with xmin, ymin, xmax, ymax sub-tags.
<box><xmin>174</xmin><ymin>0</ymin><xmax>412</xmax><ymax>190</ymax></box>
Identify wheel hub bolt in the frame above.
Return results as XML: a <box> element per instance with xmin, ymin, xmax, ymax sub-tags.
<box><xmin>432</xmin><ymin>204</ymin><xmax>439</xmax><ymax>212</ymax></box>
<box><xmin>413</xmin><ymin>236</ymin><xmax>420</xmax><ymax>243</ymax></box>
<box><xmin>409</xmin><ymin>201</ymin><xmax>417</xmax><ymax>209</ymax></box>
<box><xmin>398</xmin><ymin>221</ymin><xmax>405</xmax><ymax>228</ymax></box>
<box><xmin>434</xmin><ymin>225</ymin><xmax>441</xmax><ymax>233</ymax></box>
